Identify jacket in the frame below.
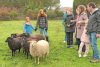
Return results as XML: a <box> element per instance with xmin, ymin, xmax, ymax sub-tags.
<box><xmin>73</xmin><ymin>12</ymin><xmax>88</xmax><ymax>39</ymax></box>
<box><xmin>64</xmin><ymin>15</ymin><xmax>75</xmax><ymax>32</ymax></box>
<box><xmin>23</xmin><ymin>24</ymin><xmax>35</xmax><ymax>34</ymax></box>
<box><xmin>86</xmin><ymin>8</ymin><xmax>100</xmax><ymax>34</ymax></box>
<box><xmin>36</xmin><ymin>15</ymin><xmax>48</xmax><ymax>29</ymax></box>
<box><xmin>62</xmin><ymin>12</ymin><xmax>74</xmax><ymax>24</ymax></box>
<box><xmin>81</xmin><ymin>26</ymin><xmax>90</xmax><ymax>43</ymax></box>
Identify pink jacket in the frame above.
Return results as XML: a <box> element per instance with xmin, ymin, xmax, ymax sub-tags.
<box><xmin>81</xmin><ymin>26</ymin><xmax>90</xmax><ymax>43</ymax></box>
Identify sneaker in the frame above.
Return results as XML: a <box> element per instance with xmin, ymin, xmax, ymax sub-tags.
<box><xmin>63</xmin><ymin>41</ymin><xmax>67</xmax><ymax>43</ymax></box>
<box><xmin>83</xmin><ymin>54</ymin><xmax>87</xmax><ymax>57</ymax></box>
<box><xmin>90</xmin><ymin>59</ymin><xmax>99</xmax><ymax>63</ymax></box>
<box><xmin>88</xmin><ymin>57</ymin><xmax>94</xmax><ymax>59</ymax></box>
<box><xmin>67</xmin><ymin>45</ymin><xmax>73</xmax><ymax>48</ymax></box>
<box><xmin>79</xmin><ymin>54</ymin><xmax>82</xmax><ymax>58</ymax></box>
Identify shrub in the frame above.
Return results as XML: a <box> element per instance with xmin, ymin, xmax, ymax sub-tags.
<box><xmin>54</xmin><ymin>9</ymin><xmax>63</xmax><ymax>17</ymax></box>
<box><xmin>46</xmin><ymin>10</ymin><xmax>57</xmax><ymax>20</ymax></box>
<box><xmin>9</xmin><ymin>11</ymin><xmax>18</xmax><ymax>20</ymax></box>
<box><xmin>0</xmin><ymin>11</ymin><xmax>11</xmax><ymax>21</ymax></box>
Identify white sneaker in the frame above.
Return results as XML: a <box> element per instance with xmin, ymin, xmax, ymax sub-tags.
<box><xmin>79</xmin><ymin>54</ymin><xmax>82</xmax><ymax>58</ymax></box>
<box><xmin>83</xmin><ymin>54</ymin><xmax>87</xmax><ymax>57</ymax></box>
<box><xmin>63</xmin><ymin>41</ymin><xmax>67</xmax><ymax>43</ymax></box>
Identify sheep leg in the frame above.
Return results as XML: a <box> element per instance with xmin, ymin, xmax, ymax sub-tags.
<box><xmin>45</xmin><ymin>54</ymin><xmax>47</xmax><ymax>60</ymax></box>
<box><xmin>38</xmin><ymin>57</ymin><xmax>40</xmax><ymax>64</ymax></box>
<box><xmin>12</xmin><ymin>50</ymin><xmax>13</xmax><ymax>56</ymax></box>
<box><xmin>30</xmin><ymin>54</ymin><xmax>32</xmax><ymax>59</ymax></box>
<box><xmin>34</xmin><ymin>57</ymin><xmax>36</xmax><ymax>63</ymax></box>
<box><xmin>27</xmin><ymin>52</ymin><xmax>28</xmax><ymax>59</ymax></box>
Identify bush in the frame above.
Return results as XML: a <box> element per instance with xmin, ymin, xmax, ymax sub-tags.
<box><xmin>46</xmin><ymin>10</ymin><xmax>57</xmax><ymax>20</ymax></box>
<box><xmin>54</xmin><ymin>9</ymin><xmax>64</xmax><ymax>17</ymax></box>
<box><xmin>9</xmin><ymin>11</ymin><xmax>18</xmax><ymax>20</ymax></box>
<box><xmin>0</xmin><ymin>11</ymin><xmax>11</xmax><ymax>21</ymax></box>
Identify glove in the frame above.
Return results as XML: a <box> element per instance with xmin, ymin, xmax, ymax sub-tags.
<box><xmin>35</xmin><ymin>28</ymin><xmax>37</xmax><ymax>31</ymax></box>
<box><xmin>45</xmin><ymin>28</ymin><xmax>48</xmax><ymax>32</ymax></box>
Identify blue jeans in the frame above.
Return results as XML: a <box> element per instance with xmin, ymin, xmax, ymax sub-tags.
<box><xmin>88</xmin><ymin>33</ymin><xmax>99</xmax><ymax>59</ymax></box>
<box><xmin>39</xmin><ymin>28</ymin><xmax>48</xmax><ymax>37</ymax></box>
<box><xmin>75</xmin><ymin>38</ymin><xmax>78</xmax><ymax>44</ymax></box>
<box><xmin>64</xmin><ymin>26</ymin><xmax>67</xmax><ymax>41</ymax></box>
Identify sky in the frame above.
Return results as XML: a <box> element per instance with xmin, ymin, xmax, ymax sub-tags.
<box><xmin>60</xmin><ymin>0</ymin><xmax>74</xmax><ymax>7</ymax></box>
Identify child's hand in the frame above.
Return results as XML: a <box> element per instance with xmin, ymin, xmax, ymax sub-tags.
<box><xmin>96</xmin><ymin>34</ymin><xmax>100</xmax><ymax>38</ymax></box>
<box><xmin>70</xmin><ymin>20</ymin><xmax>74</xmax><ymax>23</ymax></box>
<box><xmin>68</xmin><ymin>25</ymin><xmax>70</xmax><ymax>27</ymax></box>
<box><xmin>23</xmin><ymin>31</ymin><xmax>25</xmax><ymax>33</ymax></box>
<box><xmin>35</xmin><ymin>28</ymin><xmax>37</xmax><ymax>31</ymax></box>
<box><xmin>85</xmin><ymin>30</ymin><xmax>88</xmax><ymax>34</ymax></box>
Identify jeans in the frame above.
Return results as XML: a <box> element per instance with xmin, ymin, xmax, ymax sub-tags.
<box><xmin>75</xmin><ymin>38</ymin><xmax>78</xmax><ymax>44</ymax></box>
<box><xmin>64</xmin><ymin>26</ymin><xmax>67</xmax><ymax>41</ymax></box>
<box><xmin>39</xmin><ymin>28</ymin><xmax>48</xmax><ymax>37</ymax></box>
<box><xmin>88</xmin><ymin>33</ymin><xmax>99</xmax><ymax>59</ymax></box>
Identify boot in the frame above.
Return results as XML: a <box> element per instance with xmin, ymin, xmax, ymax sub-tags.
<box><xmin>46</xmin><ymin>37</ymin><xmax>50</xmax><ymax>45</ymax></box>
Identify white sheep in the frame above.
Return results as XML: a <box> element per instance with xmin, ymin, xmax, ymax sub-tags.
<box><xmin>29</xmin><ymin>40</ymin><xmax>49</xmax><ymax>64</ymax></box>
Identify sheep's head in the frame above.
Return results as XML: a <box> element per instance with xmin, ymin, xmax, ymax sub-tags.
<box><xmin>20</xmin><ymin>33</ymin><xmax>30</xmax><ymax>38</ymax></box>
<box><xmin>11</xmin><ymin>33</ymin><xmax>17</xmax><ymax>38</ymax></box>
<box><xmin>5</xmin><ymin>37</ymin><xmax>13</xmax><ymax>42</ymax></box>
<box><xmin>28</xmin><ymin>41</ymin><xmax>37</xmax><ymax>47</ymax></box>
<box><xmin>21</xmin><ymin>36</ymin><xmax>27</xmax><ymax>46</ymax></box>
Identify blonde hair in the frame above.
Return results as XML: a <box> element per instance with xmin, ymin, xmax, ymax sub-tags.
<box><xmin>25</xmin><ymin>17</ymin><xmax>30</xmax><ymax>22</ymax></box>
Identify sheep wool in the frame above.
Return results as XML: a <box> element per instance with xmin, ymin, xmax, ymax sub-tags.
<box><xmin>29</xmin><ymin>40</ymin><xmax>49</xmax><ymax>64</ymax></box>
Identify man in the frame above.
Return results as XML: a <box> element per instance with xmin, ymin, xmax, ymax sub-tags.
<box><xmin>62</xmin><ymin>7</ymin><xmax>74</xmax><ymax>43</ymax></box>
<box><xmin>87</xmin><ymin>2</ymin><xmax>100</xmax><ymax>63</ymax></box>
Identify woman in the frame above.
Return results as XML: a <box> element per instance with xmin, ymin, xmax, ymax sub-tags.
<box><xmin>71</xmin><ymin>5</ymin><xmax>88</xmax><ymax>51</ymax></box>
<box><xmin>35</xmin><ymin>9</ymin><xmax>49</xmax><ymax>43</ymax></box>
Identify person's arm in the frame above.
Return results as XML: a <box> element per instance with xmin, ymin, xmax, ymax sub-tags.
<box><xmin>62</xmin><ymin>13</ymin><xmax>65</xmax><ymax>24</ymax></box>
<box><xmin>31</xmin><ymin>25</ymin><xmax>35</xmax><ymax>30</ymax></box>
<box><xmin>35</xmin><ymin>17</ymin><xmax>39</xmax><ymax>29</ymax></box>
<box><xmin>96</xmin><ymin>12</ymin><xmax>100</xmax><ymax>38</ymax></box>
<box><xmin>80</xmin><ymin>13</ymin><xmax>88</xmax><ymax>24</ymax></box>
<box><xmin>45</xmin><ymin>17</ymin><xmax>48</xmax><ymax>29</ymax></box>
<box><xmin>23</xmin><ymin>24</ymin><xmax>26</xmax><ymax>33</ymax></box>
<box><xmin>70</xmin><ymin>17</ymin><xmax>75</xmax><ymax>26</ymax></box>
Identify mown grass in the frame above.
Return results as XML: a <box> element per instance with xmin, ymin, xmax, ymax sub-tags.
<box><xmin>0</xmin><ymin>20</ymin><xmax>100</xmax><ymax>67</ymax></box>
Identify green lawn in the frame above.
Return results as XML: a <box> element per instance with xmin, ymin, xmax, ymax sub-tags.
<box><xmin>0</xmin><ymin>20</ymin><xmax>100</xmax><ymax>67</ymax></box>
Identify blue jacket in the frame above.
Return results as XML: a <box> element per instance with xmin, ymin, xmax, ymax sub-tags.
<box><xmin>62</xmin><ymin>12</ymin><xmax>74</xmax><ymax>24</ymax></box>
<box><xmin>23</xmin><ymin>24</ymin><xmax>35</xmax><ymax>34</ymax></box>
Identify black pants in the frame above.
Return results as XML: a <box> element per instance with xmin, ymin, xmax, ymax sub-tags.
<box><xmin>67</xmin><ymin>32</ymin><xmax>73</xmax><ymax>45</ymax></box>
<box><xmin>77</xmin><ymin>38</ymin><xmax>86</xmax><ymax>52</ymax></box>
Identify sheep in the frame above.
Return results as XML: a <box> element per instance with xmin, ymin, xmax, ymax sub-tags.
<box><xmin>20</xmin><ymin>33</ymin><xmax>45</xmax><ymax>40</ymax></box>
<box><xmin>11</xmin><ymin>33</ymin><xmax>22</xmax><ymax>38</ymax></box>
<box><xmin>29</xmin><ymin>40</ymin><xmax>49</xmax><ymax>64</ymax></box>
<box><xmin>5</xmin><ymin>37</ymin><xmax>22</xmax><ymax>56</ymax></box>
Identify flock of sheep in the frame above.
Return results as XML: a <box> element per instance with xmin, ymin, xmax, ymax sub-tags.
<box><xmin>5</xmin><ymin>33</ymin><xmax>49</xmax><ymax>64</ymax></box>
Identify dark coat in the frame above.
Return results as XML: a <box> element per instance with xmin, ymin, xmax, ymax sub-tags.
<box><xmin>64</xmin><ymin>15</ymin><xmax>75</xmax><ymax>32</ymax></box>
<box><xmin>36</xmin><ymin>15</ymin><xmax>48</xmax><ymax>29</ymax></box>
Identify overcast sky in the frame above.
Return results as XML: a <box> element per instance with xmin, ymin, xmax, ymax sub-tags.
<box><xmin>60</xmin><ymin>0</ymin><xmax>74</xmax><ymax>7</ymax></box>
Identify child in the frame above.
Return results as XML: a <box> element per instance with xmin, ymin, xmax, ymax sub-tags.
<box><xmin>23</xmin><ymin>17</ymin><xmax>35</xmax><ymax>34</ymax></box>
<box><xmin>78</xmin><ymin>20</ymin><xmax>89</xmax><ymax>57</ymax></box>
<box><xmin>64</xmin><ymin>9</ymin><xmax>75</xmax><ymax>48</ymax></box>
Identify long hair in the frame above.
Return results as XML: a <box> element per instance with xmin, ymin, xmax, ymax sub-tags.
<box><xmin>38</xmin><ymin>9</ymin><xmax>47</xmax><ymax>19</ymax></box>
<box><xmin>25</xmin><ymin>17</ymin><xmax>30</xmax><ymax>22</ymax></box>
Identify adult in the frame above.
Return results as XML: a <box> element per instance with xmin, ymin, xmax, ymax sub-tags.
<box><xmin>87</xmin><ymin>2</ymin><xmax>100</xmax><ymax>63</ymax></box>
<box><xmin>35</xmin><ymin>9</ymin><xmax>49</xmax><ymax>43</ymax></box>
<box><xmin>71</xmin><ymin>5</ymin><xmax>88</xmax><ymax>51</ymax></box>
<box><xmin>62</xmin><ymin>7</ymin><xmax>74</xmax><ymax>43</ymax></box>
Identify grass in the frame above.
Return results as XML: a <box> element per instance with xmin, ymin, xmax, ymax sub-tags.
<box><xmin>0</xmin><ymin>20</ymin><xmax>100</xmax><ymax>67</ymax></box>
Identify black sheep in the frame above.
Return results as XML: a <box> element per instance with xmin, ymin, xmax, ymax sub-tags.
<box><xmin>5</xmin><ymin>37</ymin><xmax>22</xmax><ymax>56</ymax></box>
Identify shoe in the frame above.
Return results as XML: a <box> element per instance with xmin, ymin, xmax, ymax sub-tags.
<box><xmin>90</xmin><ymin>59</ymin><xmax>99</xmax><ymax>63</ymax></box>
<box><xmin>88</xmin><ymin>57</ymin><xmax>94</xmax><ymax>59</ymax></box>
<box><xmin>63</xmin><ymin>41</ymin><xmax>67</xmax><ymax>43</ymax></box>
<box><xmin>79</xmin><ymin>54</ymin><xmax>82</xmax><ymax>58</ymax></box>
<box><xmin>67</xmin><ymin>45</ymin><xmax>73</xmax><ymax>48</ymax></box>
<box><xmin>83</xmin><ymin>54</ymin><xmax>87</xmax><ymax>57</ymax></box>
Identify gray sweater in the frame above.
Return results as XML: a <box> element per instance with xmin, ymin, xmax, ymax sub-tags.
<box><xmin>36</xmin><ymin>15</ymin><xmax>48</xmax><ymax>29</ymax></box>
<box><xmin>87</xmin><ymin>9</ymin><xmax>100</xmax><ymax>34</ymax></box>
